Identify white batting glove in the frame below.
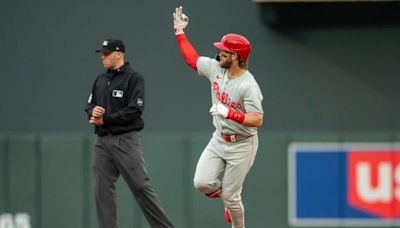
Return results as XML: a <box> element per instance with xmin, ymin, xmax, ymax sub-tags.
<box><xmin>173</xmin><ymin>6</ymin><xmax>189</xmax><ymax>35</ymax></box>
<box><xmin>209</xmin><ymin>103</ymin><xmax>229</xmax><ymax>118</ymax></box>
<box><xmin>209</xmin><ymin>104</ymin><xmax>217</xmax><ymax>114</ymax></box>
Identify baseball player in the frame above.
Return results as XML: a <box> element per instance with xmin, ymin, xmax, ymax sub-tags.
<box><xmin>173</xmin><ymin>6</ymin><xmax>264</xmax><ymax>228</ymax></box>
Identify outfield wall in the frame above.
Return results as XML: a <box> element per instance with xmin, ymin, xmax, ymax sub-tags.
<box><xmin>1</xmin><ymin>131</ymin><xmax>400</xmax><ymax>228</ymax></box>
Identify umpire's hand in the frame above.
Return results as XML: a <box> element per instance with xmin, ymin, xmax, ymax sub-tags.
<box><xmin>89</xmin><ymin>116</ymin><xmax>104</xmax><ymax>126</ymax></box>
<box><xmin>92</xmin><ymin>106</ymin><xmax>105</xmax><ymax>118</ymax></box>
<box><xmin>90</xmin><ymin>106</ymin><xmax>105</xmax><ymax>126</ymax></box>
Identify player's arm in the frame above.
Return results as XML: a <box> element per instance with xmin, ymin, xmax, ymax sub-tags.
<box><xmin>173</xmin><ymin>6</ymin><xmax>199</xmax><ymax>70</ymax></box>
<box><xmin>240</xmin><ymin>85</ymin><xmax>264</xmax><ymax>127</ymax></box>
<box><xmin>210</xmin><ymin>103</ymin><xmax>263</xmax><ymax>127</ymax></box>
<box><xmin>242</xmin><ymin>112</ymin><xmax>263</xmax><ymax>127</ymax></box>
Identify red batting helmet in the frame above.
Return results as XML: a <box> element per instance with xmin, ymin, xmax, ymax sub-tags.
<box><xmin>213</xmin><ymin>33</ymin><xmax>252</xmax><ymax>63</ymax></box>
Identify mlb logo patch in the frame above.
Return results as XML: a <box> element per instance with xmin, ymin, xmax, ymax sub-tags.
<box><xmin>288</xmin><ymin>142</ymin><xmax>400</xmax><ymax>227</ymax></box>
<box><xmin>112</xmin><ymin>90</ymin><xmax>123</xmax><ymax>98</ymax></box>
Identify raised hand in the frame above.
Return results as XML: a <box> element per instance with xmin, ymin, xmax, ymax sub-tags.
<box><xmin>173</xmin><ymin>6</ymin><xmax>189</xmax><ymax>35</ymax></box>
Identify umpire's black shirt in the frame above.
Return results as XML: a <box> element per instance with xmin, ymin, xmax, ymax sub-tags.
<box><xmin>85</xmin><ymin>62</ymin><xmax>145</xmax><ymax>135</ymax></box>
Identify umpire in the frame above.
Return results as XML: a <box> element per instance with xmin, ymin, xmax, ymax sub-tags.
<box><xmin>85</xmin><ymin>38</ymin><xmax>174</xmax><ymax>228</ymax></box>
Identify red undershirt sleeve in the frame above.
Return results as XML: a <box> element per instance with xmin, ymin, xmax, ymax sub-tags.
<box><xmin>175</xmin><ymin>34</ymin><xmax>199</xmax><ymax>70</ymax></box>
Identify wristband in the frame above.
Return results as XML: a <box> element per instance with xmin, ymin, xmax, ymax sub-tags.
<box><xmin>227</xmin><ymin>109</ymin><xmax>245</xmax><ymax>124</ymax></box>
<box><xmin>174</xmin><ymin>28</ymin><xmax>185</xmax><ymax>35</ymax></box>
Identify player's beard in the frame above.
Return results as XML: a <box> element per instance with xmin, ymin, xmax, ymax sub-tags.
<box><xmin>219</xmin><ymin>58</ymin><xmax>233</xmax><ymax>69</ymax></box>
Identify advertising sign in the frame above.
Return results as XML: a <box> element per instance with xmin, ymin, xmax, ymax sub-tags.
<box><xmin>288</xmin><ymin>142</ymin><xmax>400</xmax><ymax>227</ymax></box>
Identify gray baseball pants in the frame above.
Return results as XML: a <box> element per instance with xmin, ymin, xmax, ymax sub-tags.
<box><xmin>193</xmin><ymin>131</ymin><xmax>258</xmax><ymax>228</ymax></box>
<box><xmin>93</xmin><ymin>131</ymin><xmax>174</xmax><ymax>228</ymax></box>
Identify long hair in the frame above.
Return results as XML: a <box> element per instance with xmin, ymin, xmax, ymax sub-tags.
<box><xmin>238</xmin><ymin>56</ymin><xmax>248</xmax><ymax>69</ymax></box>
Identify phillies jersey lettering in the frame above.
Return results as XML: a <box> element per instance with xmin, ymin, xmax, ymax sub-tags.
<box><xmin>197</xmin><ymin>56</ymin><xmax>263</xmax><ymax>136</ymax></box>
<box><xmin>212</xmin><ymin>81</ymin><xmax>243</xmax><ymax>110</ymax></box>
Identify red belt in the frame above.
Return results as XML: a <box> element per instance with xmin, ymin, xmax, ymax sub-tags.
<box><xmin>221</xmin><ymin>133</ymin><xmax>250</xmax><ymax>143</ymax></box>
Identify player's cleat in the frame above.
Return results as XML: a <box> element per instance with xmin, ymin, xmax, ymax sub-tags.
<box><xmin>225</xmin><ymin>207</ymin><xmax>232</xmax><ymax>223</ymax></box>
<box><xmin>205</xmin><ymin>188</ymin><xmax>222</xmax><ymax>198</ymax></box>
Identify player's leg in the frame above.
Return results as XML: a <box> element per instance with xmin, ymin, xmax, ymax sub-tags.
<box><xmin>222</xmin><ymin>135</ymin><xmax>258</xmax><ymax>228</ymax></box>
<box><xmin>193</xmin><ymin>132</ymin><xmax>225</xmax><ymax>196</ymax></box>
<box><xmin>112</xmin><ymin>131</ymin><xmax>174</xmax><ymax>228</ymax></box>
<box><xmin>93</xmin><ymin>136</ymin><xmax>120</xmax><ymax>228</ymax></box>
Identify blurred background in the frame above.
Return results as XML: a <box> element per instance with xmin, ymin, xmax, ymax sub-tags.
<box><xmin>0</xmin><ymin>0</ymin><xmax>399</xmax><ymax>227</ymax></box>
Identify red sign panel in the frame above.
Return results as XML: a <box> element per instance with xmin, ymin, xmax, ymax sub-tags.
<box><xmin>348</xmin><ymin>150</ymin><xmax>400</xmax><ymax>218</ymax></box>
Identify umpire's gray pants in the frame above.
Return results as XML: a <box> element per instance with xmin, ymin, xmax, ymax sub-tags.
<box><xmin>93</xmin><ymin>131</ymin><xmax>174</xmax><ymax>228</ymax></box>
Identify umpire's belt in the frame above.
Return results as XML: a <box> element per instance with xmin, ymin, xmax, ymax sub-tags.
<box><xmin>221</xmin><ymin>133</ymin><xmax>250</xmax><ymax>143</ymax></box>
<box><xmin>98</xmin><ymin>130</ymin><xmax>131</xmax><ymax>137</ymax></box>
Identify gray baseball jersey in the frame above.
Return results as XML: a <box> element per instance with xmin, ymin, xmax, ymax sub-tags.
<box><xmin>197</xmin><ymin>56</ymin><xmax>264</xmax><ymax>136</ymax></box>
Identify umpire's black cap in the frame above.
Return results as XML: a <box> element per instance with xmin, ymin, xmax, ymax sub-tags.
<box><xmin>95</xmin><ymin>39</ymin><xmax>125</xmax><ymax>54</ymax></box>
